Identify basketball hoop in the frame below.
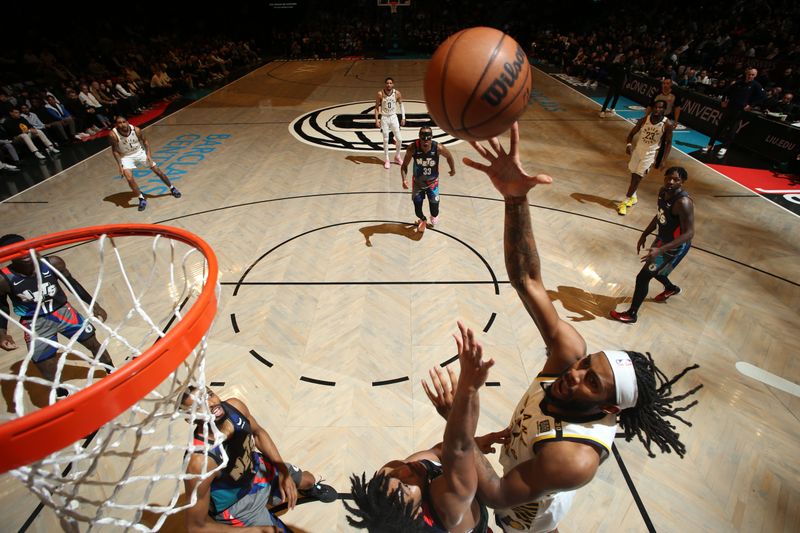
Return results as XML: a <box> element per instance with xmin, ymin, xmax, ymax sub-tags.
<box><xmin>378</xmin><ymin>0</ymin><xmax>410</xmax><ymax>15</ymax></box>
<box><xmin>0</xmin><ymin>224</ymin><xmax>222</xmax><ymax>531</ymax></box>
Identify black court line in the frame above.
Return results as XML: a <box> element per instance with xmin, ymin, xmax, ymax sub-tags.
<box><xmin>228</xmin><ymin>218</ymin><xmax>500</xmax><ymax>297</ymax></box>
<box><xmin>483</xmin><ymin>312</ymin><xmax>497</xmax><ymax>333</ymax></box>
<box><xmin>372</xmin><ymin>376</ymin><xmax>410</xmax><ymax>387</ymax></box>
<box><xmin>249</xmin><ymin>349</ymin><xmax>273</xmax><ymax>368</ymax></box>
<box><xmin>612</xmin><ymin>444</ymin><xmax>657</xmax><ymax>532</ymax></box>
<box><xmin>230</xmin><ymin>313</ymin><xmax>239</xmax><ymax>333</ymax></box>
<box><xmin>209</xmin><ymin>381</ymin><xmax>226</xmax><ymax>387</ymax></box>
<box><xmin>153</xmin><ymin>191</ymin><xmax>799</xmax><ymax>288</ymax></box>
<box><xmin>440</xmin><ymin>354</ymin><xmax>458</xmax><ymax>367</ymax></box>
<box><xmin>299</xmin><ymin>376</ymin><xmax>336</xmax><ymax>386</ymax></box>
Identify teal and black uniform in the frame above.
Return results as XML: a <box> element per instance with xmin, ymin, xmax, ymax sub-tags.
<box><xmin>0</xmin><ymin>261</ymin><xmax>94</xmax><ymax>362</ymax></box>
<box><xmin>411</xmin><ymin>139</ymin><xmax>441</xmax><ymax>221</ymax></box>
<box><xmin>193</xmin><ymin>401</ymin><xmax>301</xmax><ymax>529</ymax></box>
<box><xmin>628</xmin><ymin>188</ymin><xmax>692</xmax><ymax>314</ymax></box>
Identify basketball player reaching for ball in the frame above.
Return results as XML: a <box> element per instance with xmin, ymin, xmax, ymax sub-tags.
<box><xmin>345</xmin><ymin>321</ymin><xmax>507</xmax><ymax>532</ymax></box>
<box><xmin>375</xmin><ymin>77</ymin><xmax>406</xmax><ymax>169</ymax></box>
<box><xmin>109</xmin><ymin>116</ymin><xmax>181</xmax><ymax>212</ymax></box>
<box><xmin>618</xmin><ymin>100</ymin><xmax>673</xmax><ymax>215</ymax></box>
<box><xmin>0</xmin><ymin>234</ymin><xmax>114</xmax><ymax>397</ymax></box>
<box><xmin>423</xmin><ymin>122</ymin><xmax>700</xmax><ymax>533</ymax></box>
<box><xmin>401</xmin><ymin>126</ymin><xmax>456</xmax><ymax>232</ymax></box>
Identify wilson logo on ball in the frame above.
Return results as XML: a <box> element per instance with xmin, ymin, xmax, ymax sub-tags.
<box><xmin>424</xmin><ymin>27</ymin><xmax>532</xmax><ymax>141</ymax></box>
<box><xmin>481</xmin><ymin>46</ymin><xmax>528</xmax><ymax>107</ymax></box>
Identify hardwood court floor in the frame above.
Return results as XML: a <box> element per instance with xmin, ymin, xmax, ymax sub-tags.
<box><xmin>1</xmin><ymin>60</ymin><xmax>798</xmax><ymax>532</ymax></box>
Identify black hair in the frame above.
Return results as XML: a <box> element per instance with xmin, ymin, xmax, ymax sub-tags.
<box><xmin>0</xmin><ymin>234</ymin><xmax>25</xmax><ymax>248</ymax></box>
<box><xmin>385</xmin><ymin>76</ymin><xmax>394</xmax><ymax>83</ymax></box>
<box><xmin>180</xmin><ymin>385</ymin><xmax>198</xmax><ymax>408</ymax></box>
<box><xmin>343</xmin><ymin>472</ymin><xmax>433</xmax><ymax>532</ymax></box>
<box><xmin>618</xmin><ymin>351</ymin><xmax>702</xmax><ymax>458</ymax></box>
<box><xmin>664</xmin><ymin>166</ymin><xmax>688</xmax><ymax>181</ymax></box>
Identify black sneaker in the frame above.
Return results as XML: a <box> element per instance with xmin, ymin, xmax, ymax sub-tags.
<box><xmin>300</xmin><ymin>481</ymin><xmax>338</xmax><ymax>503</ymax></box>
<box><xmin>138</xmin><ymin>197</ymin><xmax>147</xmax><ymax>211</ymax></box>
<box><xmin>170</xmin><ymin>186</ymin><xmax>182</xmax><ymax>198</ymax></box>
<box><xmin>654</xmin><ymin>286</ymin><xmax>681</xmax><ymax>302</ymax></box>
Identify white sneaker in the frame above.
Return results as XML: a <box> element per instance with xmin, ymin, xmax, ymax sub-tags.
<box><xmin>599</xmin><ymin>111</ymin><xmax>606</xmax><ymax>118</ymax></box>
<box><xmin>383</xmin><ymin>160</ymin><xmax>391</xmax><ymax>169</ymax></box>
<box><xmin>701</xmin><ymin>145</ymin><xmax>712</xmax><ymax>154</ymax></box>
<box><xmin>47</xmin><ymin>146</ymin><xmax>60</xmax><ymax>154</ymax></box>
<box><xmin>34</xmin><ymin>151</ymin><xmax>46</xmax><ymax>160</ymax></box>
<box><xmin>429</xmin><ymin>216</ymin><xmax>439</xmax><ymax>227</ymax></box>
<box><xmin>717</xmin><ymin>148</ymin><xmax>727</xmax><ymax>158</ymax></box>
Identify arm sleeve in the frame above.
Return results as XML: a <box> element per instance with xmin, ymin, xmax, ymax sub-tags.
<box><xmin>65</xmin><ymin>275</ymin><xmax>95</xmax><ymax>305</ymax></box>
<box><xmin>0</xmin><ymin>295</ymin><xmax>9</xmax><ymax>331</ymax></box>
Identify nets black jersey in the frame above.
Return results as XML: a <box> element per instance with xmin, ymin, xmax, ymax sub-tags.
<box><xmin>413</xmin><ymin>140</ymin><xmax>440</xmax><ymax>189</ymax></box>
<box><xmin>656</xmin><ymin>189</ymin><xmax>691</xmax><ymax>243</ymax></box>
<box><xmin>1</xmin><ymin>261</ymin><xmax>69</xmax><ymax>318</ymax></box>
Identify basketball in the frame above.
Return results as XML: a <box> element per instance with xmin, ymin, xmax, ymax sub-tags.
<box><xmin>424</xmin><ymin>27</ymin><xmax>532</xmax><ymax>141</ymax></box>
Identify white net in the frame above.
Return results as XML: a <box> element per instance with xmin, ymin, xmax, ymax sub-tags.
<box><xmin>0</xmin><ymin>231</ymin><xmax>225</xmax><ymax>532</ymax></box>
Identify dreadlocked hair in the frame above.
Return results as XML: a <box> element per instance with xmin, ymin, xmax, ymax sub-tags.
<box><xmin>343</xmin><ymin>471</ymin><xmax>435</xmax><ymax>532</ymax></box>
<box><xmin>618</xmin><ymin>351</ymin><xmax>703</xmax><ymax>459</ymax></box>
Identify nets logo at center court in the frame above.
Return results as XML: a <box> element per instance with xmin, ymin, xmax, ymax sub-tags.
<box><xmin>289</xmin><ymin>100</ymin><xmax>461</xmax><ymax>152</ymax></box>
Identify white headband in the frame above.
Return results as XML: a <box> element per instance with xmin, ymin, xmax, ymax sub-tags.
<box><xmin>602</xmin><ymin>350</ymin><xmax>639</xmax><ymax>410</ymax></box>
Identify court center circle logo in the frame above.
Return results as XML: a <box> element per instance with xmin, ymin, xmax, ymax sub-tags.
<box><xmin>289</xmin><ymin>100</ymin><xmax>461</xmax><ymax>152</ymax></box>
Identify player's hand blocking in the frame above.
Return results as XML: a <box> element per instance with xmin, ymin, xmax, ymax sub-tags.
<box><xmin>453</xmin><ymin>320</ymin><xmax>494</xmax><ymax>391</ymax></box>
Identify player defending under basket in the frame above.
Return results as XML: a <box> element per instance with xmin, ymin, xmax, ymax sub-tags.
<box><xmin>0</xmin><ymin>233</ymin><xmax>114</xmax><ymax>397</ymax></box>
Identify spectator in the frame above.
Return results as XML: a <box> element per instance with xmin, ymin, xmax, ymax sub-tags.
<box><xmin>19</xmin><ymin>103</ymin><xmax>72</xmax><ymax>145</ymax></box>
<box><xmin>703</xmin><ymin>68</ymin><xmax>766</xmax><ymax>158</ymax></box>
<box><xmin>43</xmin><ymin>95</ymin><xmax>86</xmax><ymax>141</ymax></box>
<box><xmin>647</xmin><ymin>78</ymin><xmax>683</xmax><ymax>124</ymax></box>
<box><xmin>4</xmin><ymin>107</ymin><xmax>60</xmax><ymax>160</ymax></box>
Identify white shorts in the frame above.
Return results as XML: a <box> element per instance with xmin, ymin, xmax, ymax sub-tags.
<box><xmin>495</xmin><ymin>489</ymin><xmax>575</xmax><ymax>532</ymax></box>
<box><xmin>120</xmin><ymin>149</ymin><xmax>153</xmax><ymax>170</ymax></box>
<box><xmin>381</xmin><ymin>114</ymin><xmax>402</xmax><ymax>141</ymax></box>
<box><xmin>628</xmin><ymin>148</ymin><xmax>656</xmax><ymax>176</ymax></box>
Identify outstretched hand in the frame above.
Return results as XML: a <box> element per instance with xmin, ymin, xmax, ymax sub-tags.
<box><xmin>462</xmin><ymin>122</ymin><xmax>553</xmax><ymax>200</ymax></box>
<box><xmin>422</xmin><ymin>365</ymin><xmax>458</xmax><ymax>420</ymax></box>
<box><xmin>453</xmin><ymin>320</ymin><xmax>494</xmax><ymax>391</ymax></box>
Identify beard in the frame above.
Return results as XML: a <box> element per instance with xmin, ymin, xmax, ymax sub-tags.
<box><xmin>541</xmin><ymin>381</ymin><xmax>597</xmax><ymax>413</ymax></box>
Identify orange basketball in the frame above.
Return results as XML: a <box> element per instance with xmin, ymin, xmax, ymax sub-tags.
<box><xmin>424</xmin><ymin>27</ymin><xmax>532</xmax><ymax>141</ymax></box>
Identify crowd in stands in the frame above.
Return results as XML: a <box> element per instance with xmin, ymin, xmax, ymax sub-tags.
<box><xmin>529</xmin><ymin>0</ymin><xmax>799</xmax><ymax>121</ymax></box>
<box><xmin>0</xmin><ymin>17</ymin><xmax>262</xmax><ymax>169</ymax></box>
<box><xmin>2</xmin><ymin>0</ymin><xmax>799</xmax><ymax>171</ymax></box>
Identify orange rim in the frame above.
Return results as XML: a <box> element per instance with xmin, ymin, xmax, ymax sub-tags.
<box><xmin>0</xmin><ymin>224</ymin><xmax>218</xmax><ymax>473</ymax></box>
